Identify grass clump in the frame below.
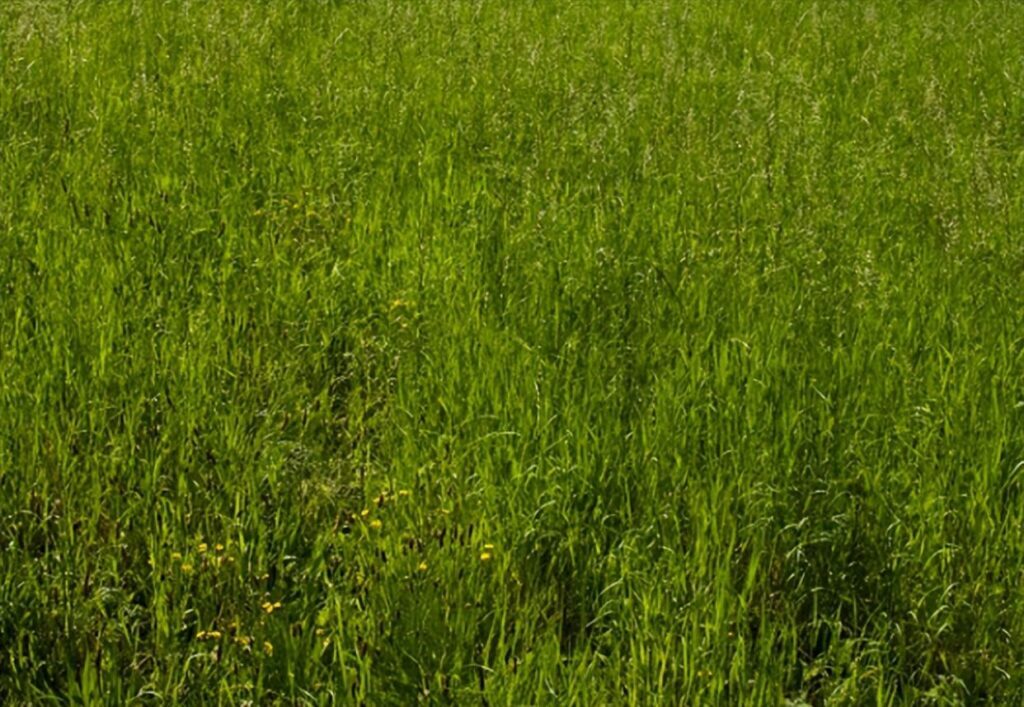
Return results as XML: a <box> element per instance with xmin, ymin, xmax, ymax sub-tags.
<box><xmin>2</xmin><ymin>0</ymin><xmax>1024</xmax><ymax>703</ymax></box>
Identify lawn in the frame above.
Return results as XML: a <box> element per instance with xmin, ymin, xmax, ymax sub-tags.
<box><xmin>2</xmin><ymin>0</ymin><xmax>1024</xmax><ymax>703</ymax></box>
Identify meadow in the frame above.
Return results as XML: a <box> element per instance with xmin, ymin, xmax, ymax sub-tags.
<box><xmin>2</xmin><ymin>0</ymin><xmax>1024</xmax><ymax>703</ymax></box>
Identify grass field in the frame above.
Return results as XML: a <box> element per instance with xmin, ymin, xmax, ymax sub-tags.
<box><xmin>2</xmin><ymin>0</ymin><xmax>1024</xmax><ymax>703</ymax></box>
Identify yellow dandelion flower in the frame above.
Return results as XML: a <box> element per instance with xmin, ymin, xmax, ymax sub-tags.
<box><xmin>480</xmin><ymin>552</ymin><xmax>492</xmax><ymax>562</ymax></box>
<box><xmin>198</xmin><ymin>543</ymin><xmax>208</xmax><ymax>554</ymax></box>
<box><xmin>398</xmin><ymin>489</ymin><xmax>411</xmax><ymax>498</ymax></box>
<box><xmin>418</xmin><ymin>562</ymin><xmax>428</xmax><ymax>572</ymax></box>
<box><xmin>170</xmin><ymin>552</ymin><xmax>182</xmax><ymax>562</ymax></box>
<box><xmin>360</xmin><ymin>508</ymin><xmax>370</xmax><ymax>518</ymax></box>
<box><xmin>483</xmin><ymin>544</ymin><xmax>495</xmax><ymax>551</ymax></box>
<box><xmin>369</xmin><ymin>519</ymin><xmax>383</xmax><ymax>530</ymax></box>
<box><xmin>261</xmin><ymin>601</ymin><xmax>282</xmax><ymax>614</ymax></box>
<box><xmin>235</xmin><ymin>635</ymin><xmax>252</xmax><ymax>647</ymax></box>
<box><xmin>181</xmin><ymin>563</ymin><xmax>193</xmax><ymax>574</ymax></box>
<box><xmin>215</xmin><ymin>543</ymin><xmax>225</xmax><ymax>553</ymax></box>
<box><xmin>263</xmin><ymin>641</ymin><xmax>274</xmax><ymax>656</ymax></box>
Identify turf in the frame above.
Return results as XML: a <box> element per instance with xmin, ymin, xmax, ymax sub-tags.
<box><xmin>2</xmin><ymin>0</ymin><xmax>1024</xmax><ymax>703</ymax></box>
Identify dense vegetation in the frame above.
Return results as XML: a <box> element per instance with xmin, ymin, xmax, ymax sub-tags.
<box><xmin>2</xmin><ymin>1</ymin><xmax>1024</xmax><ymax>703</ymax></box>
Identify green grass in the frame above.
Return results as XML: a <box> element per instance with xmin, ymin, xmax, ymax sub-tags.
<box><xmin>2</xmin><ymin>0</ymin><xmax>1024</xmax><ymax>703</ymax></box>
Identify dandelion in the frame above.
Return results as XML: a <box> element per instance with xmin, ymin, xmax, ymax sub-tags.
<box><xmin>480</xmin><ymin>552</ymin><xmax>492</xmax><ymax>562</ymax></box>
<box><xmin>261</xmin><ymin>601</ymin><xmax>282</xmax><ymax>614</ymax></box>
<box><xmin>369</xmin><ymin>519</ymin><xmax>383</xmax><ymax>530</ymax></box>
<box><xmin>483</xmin><ymin>543</ymin><xmax>494</xmax><ymax>551</ymax></box>
<box><xmin>181</xmin><ymin>563</ymin><xmax>193</xmax><ymax>574</ymax></box>
<box><xmin>198</xmin><ymin>542</ymin><xmax>208</xmax><ymax>554</ymax></box>
<box><xmin>170</xmin><ymin>552</ymin><xmax>182</xmax><ymax>562</ymax></box>
<box><xmin>263</xmin><ymin>640</ymin><xmax>274</xmax><ymax>656</ymax></box>
<box><xmin>398</xmin><ymin>489</ymin><xmax>411</xmax><ymax>498</ymax></box>
<box><xmin>360</xmin><ymin>508</ymin><xmax>371</xmax><ymax>518</ymax></box>
<box><xmin>234</xmin><ymin>635</ymin><xmax>252</xmax><ymax>647</ymax></box>
<box><xmin>215</xmin><ymin>543</ymin><xmax>224</xmax><ymax>553</ymax></box>
<box><xmin>418</xmin><ymin>562</ymin><xmax>428</xmax><ymax>572</ymax></box>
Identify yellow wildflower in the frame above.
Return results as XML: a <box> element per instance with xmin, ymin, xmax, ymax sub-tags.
<box><xmin>263</xmin><ymin>641</ymin><xmax>274</xmax><ymax>656</ymax></box>
<box><xmin>261</xmin><ymin>601</ymin><xmax>282</xmax><ymax>614</ymax></box>
<box><xmin>181</xmin><ymin>563</ymin><xmax>193</xmax><ymax>574</ymax></box>
<box><xmin>418</xmin><ymin>562</ymin><xmax>428</xmax><ymax>572</ymax></box>
<box><xmin>369</xmin><ymin>519</ymin><xmax>383</xmax><ymax>530</ymax></box>
<box><xmin>170</xmin><ymin>552</ymin><xmax>182</xmax><ymax>562</ymax></box>
<box><xmin>480</xmin><ymin>552</ymin><xmax>492</xmax><ymax>562</ymax></box>
<box><xmin>198</xmin><ymin>542</ymin><xmax>208</xmax><ymax>554</ymax></box>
